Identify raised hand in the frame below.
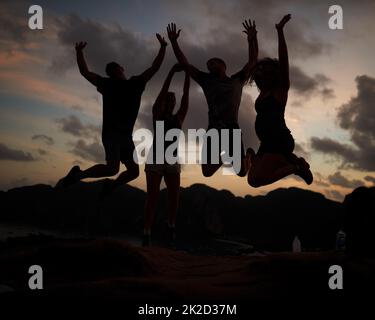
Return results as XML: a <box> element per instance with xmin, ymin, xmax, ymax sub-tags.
<box><xmin>167</xmin><ymin>23</ymin><xmax>181</xmax><ymax>42</ymax></box>
<box><xmin>276</xmin><ymin>14</ymin><xmax>291</xmax><ymax>30</ymax></box>
<box><xmin>171</xmin><ymin>63</ymin><xmax>184</xmax><ymax>73</ymax></box>
<box><xmin>156</xmin><ymin>33</ymin><xmax>168</xmax><ymax>47</ymax></box>
<box><xmin>75</xmin><ymin>41</ymin><xmax>87</xmax><ymax>51</ymax></box>
<box><xmin>242</xmin><ymin>19</ymin><xmax>257</xmax><ymax>42</ymax></box>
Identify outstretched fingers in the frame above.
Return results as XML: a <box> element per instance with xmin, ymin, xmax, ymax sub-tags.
<box><xmin>167</xmin><ymin>23</ymin><xmax>181</xmax><ymax>40</ymax></box>
<box><xmin>242</xmin><ymin>19</ymin><xmax>257</xmax><ymax>41</ymax></box>
<box><xmin>156</xmin><ymin>33</ymin><xmax>167</xmax><ymax>46</ymax></box>
<box><xmin>75</xmin><ymin>41</ymin><xmax>87</xmax><ymax>51</ymax></box>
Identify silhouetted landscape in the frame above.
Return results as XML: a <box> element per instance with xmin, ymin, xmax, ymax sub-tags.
<box><xmin>1</xmin><ymin>182</ymin><xmax>347</xmax><ymax>251</ymax></box>
<box><xmin>0</xmin><ymin>183</ymin><xmax>374</xmax><ymax>303</ymax></box>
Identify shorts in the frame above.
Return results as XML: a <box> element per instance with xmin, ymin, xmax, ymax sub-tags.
<box><xmin>204</xmin><ymin>123</ymin><xmax>246</xmax><ymax>164</ymax></box>
<box><xmin>102</xmin><ymin>133</ymin><xmax>137</xmax><ymax>163</ymax></box>
<box><xmin>144</xmin><ymin>163</ymin><xmax>181</xmax><ymax>175</ymax></box>
<box><xmin>257</xmin><ymin>133</ymin><xmax>295</xmax><ymax>156</ymax></box>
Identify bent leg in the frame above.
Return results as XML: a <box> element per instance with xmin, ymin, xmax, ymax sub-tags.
<box><xmin>112</xmin><ymin>158</ymin><xmax>140</xmax><ymax>188</ymax></box>
<box><xmin>201</xmin><ymin>163</ymin><xmax>222</xmax><ymax>177</ymax></box>
<box><xmin>248</xmin><ymin>153</ymin><xmax>296</xmax><ymax>187</ymax></box>
<box><xmin>80</xmin><ymin>159</ymin><xmax>120</xmax><ymax>179</ymax></box>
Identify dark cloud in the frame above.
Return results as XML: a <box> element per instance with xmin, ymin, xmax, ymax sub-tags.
<box><xmin>189</xmin><ymin>0</ymin><xmax>332</xmax><ymax>60</ymax></box>
<box><xmin>56</xmin><ymin>115</ymin><xmax>100</xmax><ymax>138</ymax></box>
<box><xmin>37</xmin><ymin>148</ymin><xmax>48</xmax><ymax>156</ymax></box>
<box><xmin>338</xmin><ymin>75</ymin><xmax>375</xmax><ymax>144</ymax></box>
<box><xmin>0</xmin><ymin>143</ymin><xmax>35</xmax><ymax>162</ymax></box>
<box><xmin>324</xmin><ymin>189</ymin><xmax>344</xmax><ymax>202</ymax></box>
<box><xmin>327</xmin><ymin>171</ymin><xmax>364</xmax><ymax>189</ymax></box>
<box><xmin>364</xmin><ymin>175</ymin><xmax>375</xmax><ymax>185</ymax></box>
<box><xmin>311</xmin><ymin>137</ymin><xmax>356</xmax><ymax>162</ymax></box>
<box><xmin>311</xmin><ymin>75</ymin><xmax>375</xmax><ymax>171</ymax></box>
<box><xmin>31</xmin><ymin>134</ymin><xmax>54</xmax><ymax>145</ymax></box>
<box><xmin>0</xmin><ymin>0</ymin><xmax>52</xmax><ymax>54</ymax></box>
<box><xmin>0</xmin><ymin>1</ymin><xmax>34</xmax><ymax>47</ymax></box>
<box><xmin>53</xmin><ymin>14</ymin><xmax>156</xmax><ymax>76</ymax></box>
<box><xmin>321</xmin><ymin>87</ymin><xmax>335</xmax><ymax>100</ymax></box>
<box><xmin>70</xmin><ymin>139</ymin><xmax>105</xmax><ymax>163</ymax></box>
<box><xmin>289</xmin><ymin>66</ymin><xmax>334</xmax><ymax>99</ymax></box>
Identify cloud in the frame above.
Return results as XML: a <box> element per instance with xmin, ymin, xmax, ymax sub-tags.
<box><xmin>70</xmin><ymin>139</ymin><xmax>105</xmax><ymax>163</ymax></box>
<box><xmin>327</xmin><ymin>171</ymin><xmax>363</xmax><ymax>189</ymax></box>
<box><xmin>37</xmin><ymin>148</ymin><xmax>48</xmax><ymax>156</ymax></box>
<box><xmin>324</xmin><ymin>189</ymin><xmax>344</xmax><ymax>202</ymax></box>
<box><xmin>0</xmin><ymin>1</ymin><xmax>37</xmax><ymax>49</ymax></box>
<box><xmin>56</xmin><ymin>115</ymin><xmax>100</xmax><ymax>138</ymax></box>
<box><xmin>311</xmin><ymin>75</ymin><xmax>375</xmax><ymax>171</ymax></box>
<box><xmin>53</xmin><ymin>14</ymin><xmax>156</xmax><ymax>76</ymax></box>
<box><xmin>289</xmin><ymin>66</ymin><xmax>334</xmax><ymax>99</ymax></box>
<box><xmin>337</xmin><ymin>75</ymin><xmax>375</xmax><ymax>144</ymax></box>
<box><xmin>180</xmin><ymin>0</ymin><xmax>332</xmax><ymax>60</ymax></box>
<box><xmin>31</xmin><ymin>134</ymin><xmax>54</xmax><ymax>145</ymax></box>
<box><xmin>313</xmin><ymin>172</ymin><xmax>330</xmax><ymax>187</ymax></box>
<box><xmin>0</xmin><ymin>143</ymin><xmax>35</xmax><ymax>161</ymax></box>
<box><xmin>364</xmin><ymin>175</ymin><xmax>375</xmax><ymax>185</ymax></box>
<box><xmin>311</xmin><ymin>137</ymin><xmax>357</xmax><ymax>162</ymax></box>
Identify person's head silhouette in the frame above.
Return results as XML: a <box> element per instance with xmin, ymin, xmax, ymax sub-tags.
<box><xmin>105</xmin><ymin>62</ymin><xmax>126</xmax><ymax>79</ymax></box>
<box><xmin>251</xmin><ymin>58</ymin><xmax>281</xmax><ymax>91</ymax></box>
<box><xmin>206</xmin><ymin>58</ymin><xmax>226</xmax><ymax>76</ymax></box>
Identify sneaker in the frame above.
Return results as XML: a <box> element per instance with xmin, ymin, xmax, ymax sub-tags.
<box><xmin>57</xmin><ymin>166</ymin><xmax>81</xmax><ymax>188</ymax></box>
<box><xmin>295</xmin><ymin>158</ymin><xmax>313</xmax><ymax>185</ymax></box>
<box><xmin>142</xmin><ymin>234</ymin><xmax>151</xmax><ymax>247</ymax></box>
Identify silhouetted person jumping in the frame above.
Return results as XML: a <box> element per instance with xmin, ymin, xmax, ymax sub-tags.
<box><xmin>166</xmin><ymin>21</ymin><xmax>258</xmax><ymax>177</ymax></box>
<box><xmin>247</xmin><ymin>14</ymin><xmax>313</xmax><ymax>187</ymax></box>
<box><xmin>57</xmin><ymin>35</ymin><xmax>167</xmax><ymax>190</ymax></box>
<box><xmin>143</xmin><ymin>64</ymin><xmax>190</xmax><ymax>247</ymax></box>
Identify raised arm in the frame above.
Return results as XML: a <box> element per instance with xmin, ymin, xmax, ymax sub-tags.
<box><xmin>275</xmin><ymin>14</ymin><xmax>291</xmax><ymax>89</ymax></box>
<box><xmin>75</xmin><ymin>42</ymin><xmax>101</xmax><ymax>86</ymax></box>
<box><xmin>153</xmin><ymin>64</ymin><xmax>182</xmax><ymax>120</ymax></box>
<box><xmin>139</xmin><ymin>34</ymin><xmax>167</xmax><ymax>83</ymax></box>
<box><xmin>167</xmin><ymin>23</ymin><xmax>202</xmax><ymax>82</ymax></box>
<box><xmin>176</xmin><ymin>70</ymin><xmax>190</xmax><ymax>125</ymax></box>
<box><xmin>233</xmin><ymin>19</ymin><xmax>258</xmax><ymax>83</ymax></box>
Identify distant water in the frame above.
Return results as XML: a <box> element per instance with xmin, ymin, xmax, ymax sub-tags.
<box><xmin>0</xmin><ymin>222</ymin><xmax>140</xmax><ymax>246</ymax></box>
<box><xmin>0</xmin><ymin>223</ymin><xmax>263</xmax><ymax>255</ymax></box>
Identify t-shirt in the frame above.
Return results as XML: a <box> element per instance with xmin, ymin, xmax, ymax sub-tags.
<box><xmin>96</xmin><ymin>75</ymin><xmax>146</xmax><ymax>137</ymax></box>
<box><xmin>195</xmin><ymin>72</ymin><xmax>245</xmax><ymax>128</ymax></box>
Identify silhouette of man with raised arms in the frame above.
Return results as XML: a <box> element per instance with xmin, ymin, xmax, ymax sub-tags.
<box><xmin>58</xmin><ymin>34</ymin><xmax>167</xmax><ymax>191</ymax></box>
<box><xmin>166</xmin><ymin>21</ymin><xmax>258</xmax><ymax>177</ymax></box>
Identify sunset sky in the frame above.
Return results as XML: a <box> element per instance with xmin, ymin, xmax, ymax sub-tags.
<box><xmin>0</xmin><ymin>0</ymin><xmax>374</xmax><ymax>201</ymax></box>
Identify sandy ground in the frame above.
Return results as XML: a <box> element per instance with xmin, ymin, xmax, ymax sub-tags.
<box><xmin>0</xmin><ymin>237</ymin><xmax>373</xmax><ymax>307</ymax></box>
